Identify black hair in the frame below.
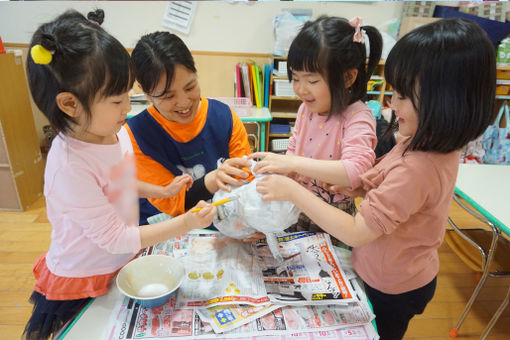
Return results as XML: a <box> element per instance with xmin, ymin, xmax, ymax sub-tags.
<box><xmin>87</xmin><ymin>8</ymin><xmax>105</xmax><ymax>25</ymax></box>
<box><xmin>26</xmin><ymin>9</ymin><xmax>134</xmax><ymax>134</ymax></box>
<box><xmin>287</xmin><ymin>15</ymin><xmax>382</xmax><ymax>118</ymax></box>
<box><xmin>131</xmin><ymin>31</ymin><xmax>196</xmax><ymax>97</ymax></box>
<box><xmin>385</xmin><ymin>18</ymin><xmax>496</xmax><ymax>154</ymax></box>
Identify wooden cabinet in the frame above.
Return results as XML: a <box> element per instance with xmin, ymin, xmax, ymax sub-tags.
<box><xmin>0</xmin><ymin>52</ymin><xmax>44</xmax><ymax>211</ymax></box>
<box><xmin>268</xmin><ymin>56</ymin><xmax>301</xmax><ymax>152</ymax></box>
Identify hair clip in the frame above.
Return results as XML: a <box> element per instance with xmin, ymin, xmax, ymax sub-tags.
<box><xmin>30</xmin><ymin>44</ymin><xmax>53</xmax><ymax>65</ymax></box>
<box><xmin>349</xmin><ymin>16</ymin><xmax>366</xmax><ymax>44</ymax></box>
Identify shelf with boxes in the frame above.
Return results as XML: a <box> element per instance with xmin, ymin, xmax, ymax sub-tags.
<box><xmin>268</xmin><ymin>56</ymin><xmax>301</xmax><ymax>152</ymax></box>
<box><xmin>366</xmin><ymin>61</ymin><xmax>392</xmax><ymax>105</ymax></box>
<box><xmin>496</xmin><ymin>65</ymin><xmax>510</xmax><ymax>100</ymax></box>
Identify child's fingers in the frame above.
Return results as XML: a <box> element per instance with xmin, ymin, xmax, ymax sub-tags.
<box><xmin>194</xmin><ymin>200</ymin><xmax>208</xmax><ymax>208</ymax></box>
<box><xmin>198</xmin><ymin>204</ymin><xmax>216</xmax><ymax>217</ymax></box>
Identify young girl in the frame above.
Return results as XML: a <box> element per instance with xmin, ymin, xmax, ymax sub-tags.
<box><xmin>23</xmin><ymin>10</ymin><xmax>216</xmax><ymax>340</ymax></box>
<box><xmin>251</xmin><ymin>16</ymin><xmax>382</xmax><ymax>245</ymax></box>
<box><xmin>255</xmin><ymin>18</ymin><xmax>496</xmax><ymax>339</ymax></box>
<box><xmin>126</xmin><ymin>32</ymin><xmax>253</xmax><ymax>225</ymax></box>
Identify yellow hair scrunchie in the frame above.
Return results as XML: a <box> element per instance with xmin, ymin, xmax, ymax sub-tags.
<box><xmin>30</xmin><ymin>44</ymin><xmax>53</xmax><ymax>65</ymax></box>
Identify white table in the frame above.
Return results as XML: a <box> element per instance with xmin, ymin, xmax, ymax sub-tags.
<box><xmin>449</xmin><ymin>163</ymin><xmax>510</xmax><ymax>339</ymax></box>
<box><xmin>455</xmin><ymin>163</ymin><xmax>510</xmax><ymax>235</ymax></box>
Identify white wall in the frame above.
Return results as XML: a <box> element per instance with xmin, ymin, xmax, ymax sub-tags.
<box><xmin>0</xmin><ymin>1</ymin><xmax>403</xmax><ymax>53</ymax></box>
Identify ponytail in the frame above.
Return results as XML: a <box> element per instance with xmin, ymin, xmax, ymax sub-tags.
<box><xmin>361</xmin><ymin>25</ymin><xmax>383</xmax><ymax>83</ymax></box>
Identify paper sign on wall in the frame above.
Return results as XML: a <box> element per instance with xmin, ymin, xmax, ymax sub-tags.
<box><xmin>162</xmin><ymin>1</ymin><xmax>197</xmax><ymax>35</ymax></box>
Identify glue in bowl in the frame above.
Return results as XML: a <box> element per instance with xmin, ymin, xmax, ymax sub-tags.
<box><xmin>116</xmin><ymin>255</ymin><xmax>185</xmax><ymax>308</ymax></box>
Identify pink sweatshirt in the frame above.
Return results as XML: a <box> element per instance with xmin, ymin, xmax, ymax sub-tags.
<box><xmin>44</xmin><ymin>131</ymin><xmax>141</xmax><ymax>278</ymax></box>
<box><xmin>353</xmin><ymin>138</ymin><xmax>460</xmax><ymax>294</ymax></box>
<box><xmin>287</xmin><ymin>101</ymin><xmax>376</xmax><ymax>203</ymax></box>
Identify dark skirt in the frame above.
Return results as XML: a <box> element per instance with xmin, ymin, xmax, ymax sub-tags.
<box><xmin>23</xmin><ymin>291</ymin><xmax>91</xmax><ymax>340</ymax></box>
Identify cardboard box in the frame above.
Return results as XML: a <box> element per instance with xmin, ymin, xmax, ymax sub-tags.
<box><xmin>399</xmin><ymin>16</ymin><xmax>441</xmax><ymax>38</ymax></box>
<box><xmin>402</xmin><ymin>1</ymin><xmax>436</xmax><ymax>18</ymax></box>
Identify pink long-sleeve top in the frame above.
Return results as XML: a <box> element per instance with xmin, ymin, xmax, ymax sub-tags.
<box><xmin>287</xmin><ymin>101</ymin><xmax>377</xmax><ymax>203</ymax></box>
<box><xmin>353</xmin><ymin>138</ymin><xmax>460</xmax><ymax>294</ymax></box>
<box><xmin>44</xmin><ymin>132</ymin><xmax>141</xmax><ymax>278</ymax></box>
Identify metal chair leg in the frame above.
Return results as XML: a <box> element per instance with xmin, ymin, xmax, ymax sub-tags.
<box><xmin>479</xmin><ymin>285</ymin><xmax>510</xmax><ymax>340</ymax></box>
<box><xmin>448</xmin><ymin>194</ymin><xmax>501</xmax><ymax>338</ymax></box>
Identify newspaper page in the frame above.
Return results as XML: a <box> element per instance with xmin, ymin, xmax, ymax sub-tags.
<box><xmin>103</xmin><ymin>231</ymin><xmax>378</xmax><ymax>340</ymax></box>
<box><xmin>196</xmin><ymin>304</ymin><xmax>281</xmax><ymax>333</ymax></box>
<box><xmin>176</xmin><ymin>234</ymin><xmax>269</xmax><ymax>308</ymax></box>
<box><xmin>141</xmin><ymin>231</ymin><xmax>270</xmax><ymax>308</ymax></box>
<box><xmin>103</xmin><ymin>294</ymin><xmax>375</xmax><ymax>340</ymax></box>
<box><xmin>255</xmin><ymin>232</ymin><xmax>356</xmax><ymax>305</ymax></box>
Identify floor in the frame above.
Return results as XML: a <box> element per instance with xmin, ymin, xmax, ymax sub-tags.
<box><xmin>0</xmin><ymin>197</ymin><xmax>509</xmax><ymax>339</ymax></box>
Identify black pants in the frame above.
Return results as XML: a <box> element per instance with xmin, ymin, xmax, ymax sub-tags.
<box><xmin>364</xmin><ymin>277</ymin><xmax>437</xmax><ymax>340</ymax></box>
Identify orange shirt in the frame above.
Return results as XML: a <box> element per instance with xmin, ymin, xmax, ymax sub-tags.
<box><xmin>125</xmin><ymin>97</ymin><xmax>251</xmax><ymax>217</ymax></box>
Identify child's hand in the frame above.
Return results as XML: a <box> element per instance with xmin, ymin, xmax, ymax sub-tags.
<box><xmin>215</xmin><ymin>157</ymin><xmax>253</xmax><ymax>192</ymax></box>
<box><xmin>327</xmin><ymin>184</ymin><xmax>366</xmax><ymax>199</ymax></box>
<box><xmin>162</xmin><ymin>174</ymin><xmax>193</xmax><ymax>197</ymax></box>
<box><xmin>256</xmin><ymin>174</ymin><xmax>296</xmax><ymax>201</ymax></box>
<box><xmin>250</xmin><ymin>152</ymin><xmax>295</xmax><ymax>175</ymax></box>
<box><xmin>184</xmin><ymin>200</ymin><xmax>217</xmax><ymax>230</ymax></box>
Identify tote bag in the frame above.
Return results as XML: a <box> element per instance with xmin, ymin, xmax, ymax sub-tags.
<box><xmin>482</xmin><ymin>103</ymin><xmax>510</xmax><ymax>164</ymax></box>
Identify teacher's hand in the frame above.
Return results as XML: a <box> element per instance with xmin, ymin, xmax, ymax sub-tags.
<box><xmin>215</xmin><ymin>157</ymin><xmax>253</xmax><ymax>192</ymax></box>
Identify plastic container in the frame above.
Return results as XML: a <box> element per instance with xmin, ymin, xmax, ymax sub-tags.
<box><xmin>213</xmin><ymin>97</ymin><xmax>252</xmax><ymax>116</ymax></box>
<box><xmin>274</xmin><ymin>79</ymin><xmax>297</xmax><ymax>97</ymax></box>
<box><xmin>271</xmin><ymin>138</ymin><xmax>289</xmax><ymax>152</ymax></box>
<box><xmin>116</xmin><ymin>255</ymin><xmax>185</xmax><ymax>308</ymax></box>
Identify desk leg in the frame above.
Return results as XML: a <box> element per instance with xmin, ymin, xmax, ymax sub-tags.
<box><xmin>260</xmin><ymin>122</ymin><xmax>266</xmax><ymax>152</ymax></box>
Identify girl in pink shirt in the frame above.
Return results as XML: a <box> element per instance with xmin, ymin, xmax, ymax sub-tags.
<box><xmin>251</xmin><ymin>16</ymin><xmax>382</xmax><ymax>247</ymax></box>
<box><xmin>23</xmin><ymin>10</ymin><xmax>216</xmax><ymax>340</ymax></box>
<box><xmin>255</xmin><ymin>19</ymin><xmax>496</xmax><ymax>339</ymax></box>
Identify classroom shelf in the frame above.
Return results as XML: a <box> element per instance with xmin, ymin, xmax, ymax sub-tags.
<box><xmin>269</xmin><ymin>133</ymin><xmax>293</xmax><ymax>138</ymax></box>
<box><xmin>271</xmin><ymin>112</ymin><xmax>297</xmax><ymax>119</ymax></box>
<box><xmin>271</xmin><ymin>95</ymin><xmax>300</xmax><ymax>100</ymax></box>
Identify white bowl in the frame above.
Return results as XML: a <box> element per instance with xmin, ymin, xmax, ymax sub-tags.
<box><xmin>116</xmin><ymin>255</ymin><xmax>185</xmax><ymax>308</ymax></box>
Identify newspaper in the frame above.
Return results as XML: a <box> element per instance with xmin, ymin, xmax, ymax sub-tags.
<box><xmin>103</xmin><ymin>294</ymin><xmax>375</xmax><ymax>340</ymax></box>
<box><xmin>157</xmin><ymin>232</ymin><xmax>270</xmax><ymax>308</ymax></box>
<box><xmin>255</xmin><ymin>232</ymin><xmax>356</xmax><ymax>305</ymax></box>
<box><xmin>103</xmin><ymin>231</ymin><xmax>378</xmax><ymax>339</ymax></box>
<box><xmin>196</xmin><ymin>304</ymin><xmax>281</xmax><ymax>333</ymax></box>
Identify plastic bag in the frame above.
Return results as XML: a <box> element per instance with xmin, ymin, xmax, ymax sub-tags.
<box><xmin>273</xmin><ymin>11</ymin><xmax>304</xmax><ymax>57</ymax></box>
<box><xmin>482</xmin><ymin>103</ymin><xmax>510</xmax><ymax>164</ymax></box>
<box><xmin>377</xmin><ymin>19</ymin><xmax>399</xmax><ymax>60</ymax></box>
<box><xmin>213</xmin><ymin>161</ymin><xmax>300</xmax><ymax>261</ymax></box>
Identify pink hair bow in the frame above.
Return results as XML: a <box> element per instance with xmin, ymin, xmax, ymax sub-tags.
<box><xmin>349</xmin><ymin>16</ymin><xmax>365</xmax><ymax>44</ymax></box>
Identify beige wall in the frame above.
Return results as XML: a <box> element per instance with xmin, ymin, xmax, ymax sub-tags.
<box><xmin>0</xmin><ymin>1</ymin><xmax>403</xmax><ymax>52</ymax></box>
<box><xmin>1</xmin><ymin>0</ymin><xmax>406</xmax><ymax>145</ymax></box>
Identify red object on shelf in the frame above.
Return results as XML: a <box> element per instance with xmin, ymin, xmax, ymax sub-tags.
<box><xmin>0</xmin><ymin>36</ymin><xmax>5</xmax><ymax>54</ymax></box>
